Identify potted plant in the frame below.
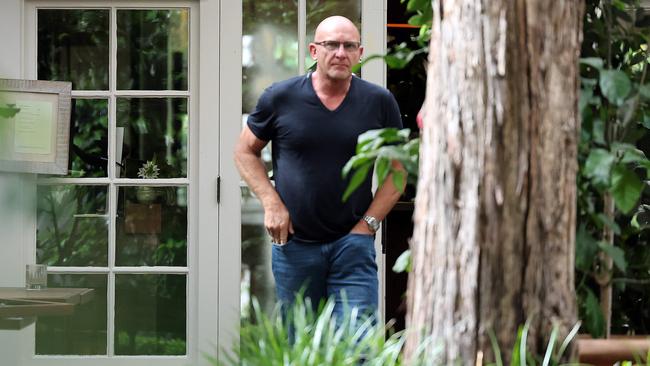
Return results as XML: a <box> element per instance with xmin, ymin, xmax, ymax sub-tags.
<box><xmin>136</xmin><ymin>160</ymin><xmax>160</xmax><ymax>203</ymax></box>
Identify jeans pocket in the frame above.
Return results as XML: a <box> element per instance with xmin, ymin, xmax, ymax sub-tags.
<box><xmin>272</xmin><ymin>239</ymin><xmax>293</xmax><ymax>249</ymax></box>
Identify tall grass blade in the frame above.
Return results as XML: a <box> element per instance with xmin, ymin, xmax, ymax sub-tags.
<box><xmin>520</xmin><ymin>319</ymin><xmax>532</xmax><ymax>366</ymax></box>
<box><xmin>557</xmin><ymin>322</ymin><xmax>581</xmax><ymax>360</ymax></box>
<box><xmin>488</xmin><ymin>329</ymin><xmax>504</xmax><ymax>366</ymax></box>
<box><xmin>542</xmin><ymin>325</ymin><xmax>559</xmax><ymax>366</ymax></box>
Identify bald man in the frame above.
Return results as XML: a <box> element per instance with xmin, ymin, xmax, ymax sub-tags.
<box><xmin>235</xmin><ymin>16</ymin><xmax>403</xmax><ymax>319</ymax></box>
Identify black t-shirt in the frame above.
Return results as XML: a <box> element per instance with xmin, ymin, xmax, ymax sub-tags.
<box><xmin>247</xmin><ymin>73</ymin><xmax>402</xmax><ymax>242</ymax></box>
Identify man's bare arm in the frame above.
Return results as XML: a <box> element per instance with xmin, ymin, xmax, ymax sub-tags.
<box><xmin>350</xmin><ymin>160</ymin><xmax>406</xmax><ymax>235</ymax></box>
<box><xmin>234</xmin><ymin>125</ymin><xmax>294</xmax><ymax>243</ymax></box>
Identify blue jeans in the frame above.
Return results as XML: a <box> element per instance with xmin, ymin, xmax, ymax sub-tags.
<box><xmin>271</xmin><ymin>233</ymin><xmax>378</xmax><ymax>320</ymax></box>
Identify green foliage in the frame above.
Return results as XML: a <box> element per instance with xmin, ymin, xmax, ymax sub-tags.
<box><xmin>392</xmin><ymin>249</ymin><xmax>412</xmax><ymax>273</ymax></box>
<box><xmin>0</xmin><ymin>104</ymin><xmax>20</xmax><ymax>118</ymax></box>
<box><xmin>577</xmin><ymin>0</ymin><xmax>650</xmax><ymax>337</ymax></box>
<box><xmin>353</xmin><ymin>0</ymin><xmax>431</xmax><ymax>74</ymax></box>
<box><xmin>38</xmin><ymin>9</ymin><xmax>110</xmax><ymax>90</ymax></box>
<box><xmin>486</xmin><ymin>321</ymin><xmax>581</xmax><ymax>366</ymax></box>
<box><xmin>214</xmin><ymin>298</ymin><xmax>584</xmax><ymax>366</ymax></box>
<box><xmin>213</xmin><ymin>296</ymin><xmax>437</xmax><ymax>366</ymax></box>
<box><xmin>341</xmin><ymin>128</ymin><xmax>419</xmax><ymax>202</ymax></box>
<box><xmin>116</xmin><ymin>331</ymin><xmax>186</xmax><ymax>355</ymax></box>
<box><xmin>137</xmin><ymin>160</ymin><xmax>161</xmax><ymax>179</ymax></box>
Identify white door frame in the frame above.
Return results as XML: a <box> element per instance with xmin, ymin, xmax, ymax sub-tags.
<box><xmin>212</xmin><ymin>0</ymin><xmax>241</xmax><ymax>363</ymax></box>
<box><xmin>361</xmin><ymin>0</ymin><xmax>389</xmax><ymax>321</ymax></box>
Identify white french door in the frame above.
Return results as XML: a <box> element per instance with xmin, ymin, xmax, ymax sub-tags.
<box><xmin>15</xmin><ymin>1</ymin><xmax>239</xmax><ymax>365</ymax></box>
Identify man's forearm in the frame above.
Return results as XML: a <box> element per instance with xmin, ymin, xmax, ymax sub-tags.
<box><xmin>364</xmin><ymin>170</ymin><xmax>404</xmax><ymax>221</ymax></box>
<box><xmin>234</xmin><ymin>150</ymin><xmax>282</xmax><ymax>209</ymax></box>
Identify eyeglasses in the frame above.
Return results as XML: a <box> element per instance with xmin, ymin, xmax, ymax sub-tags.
<box><xmin>313</xmin><ymin>40</ymin><xmax>361</xmax><ymax>52</ymax></box>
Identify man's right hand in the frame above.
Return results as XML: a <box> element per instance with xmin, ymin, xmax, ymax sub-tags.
<box><xmin>264</xmin><ymin>201</ymin><xmax>294</xmax><ymax>245</ymax></box>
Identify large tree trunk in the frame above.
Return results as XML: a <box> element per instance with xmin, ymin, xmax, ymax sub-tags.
<box><xmin>405</xmin><ymin>1</ymin><xmax>584</xmax><ymax>364</ymax></box>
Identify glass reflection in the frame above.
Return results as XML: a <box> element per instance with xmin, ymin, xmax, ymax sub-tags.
<box><xmin>115</xmin><ymin>274</ymin><xmax>186</xmax><ymax>355</ymax></box>
<box><xmin>117</xmin><ymin>9</ymin><xmax>189</xmax><ymax>90</ymax></box>
<box><xmin>240</xmin><ymin>186</ymin><xmax>275</xmax><ymax>319</ymax></box>
<box><xmin>116</xmin><ymin>98</ymin><xmax>188</xmax><ymax>178</ymax></box>
<box><xmin>306</xmin><ymin>1</ymin><xmax>362</xmax><ymax>72</ymax></box>
<box><xmin>36</xmin><ymin>274</ymin><xmax>108</xmax><ymax>355</ymax></box>
<box><xmin>37</xmin><ymin>185</ymin><xmax>108</xmax><ymax>266</ymax></box>
<box><xmin>38</xmin><ymin>9</ymin><xmax>109</xmax><ymax>90</ymax></box>
<box><xmin>67</xmin><ymin>99</ymin><xmax>109</xmax><ymax>178</ymax></box>
<box><xmin>242</xmin><ymin>0</ymin><xmax>298</xmax><ymax>113</ymax></box>
<box><xmin>116</xmin><ymin>186</ymin><xmax>187</xmax><ymax>267</ymax></box>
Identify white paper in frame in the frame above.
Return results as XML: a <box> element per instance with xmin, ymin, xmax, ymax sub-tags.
<box><xmin>0</xmin><ymin>79</ymin><xmax>71</xmax><ymax>175</ymax></box>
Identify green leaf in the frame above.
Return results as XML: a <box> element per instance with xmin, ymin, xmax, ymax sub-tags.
<box><xmin>342</xmin><ymin>153</ymin><xmax>376</xmax><ymax>178</ymax></box>
<box><xmin>391</xmin><ymin>169</ymin><xmax>406</xmax><ymax>192</ymax></box>
<box><xmin>406</xmin><ymin>0</ymin><xmax>428</xmax><ymax>12</ymax></box>
<box><xmin>510</xmin><ymin>326</ymin><xmax>523</xmax><ymax>366</ymax></box>
<box><xmin>582</xmin><ymin>287</ymin><xmax>605</xmax><ymax>338</ymax></box>
<box><xmin>342</xmin><ymin>163</ymin><xmax>371</xmax><ymax>202</ymax></box>
<box><xmin>580</xmin><ymin>57</ymin><xmax>604</xmax><ymax>70</ymax></box>
<box><xmin>408</xmin><ymin>11</ymin><xmax>432</xmax><ymax>27</ymax></box>
<box><xmin>581</xmin><ymin>77</ymin><xmax>598</xmax><ymax>88</ymax></box>
<box><xmin>610</xmin><ymin>163</ymin><xmax>644</xmax><ymax>214</ymax></box>
<box><xmin>392</xmin><ymin>249</ymin><xmax>411</xmax><ymax>273</ymax></box>
<box><xmin>488</xmin><ymin>330</ymin><xmax>504</xmax><ymax>366</ymax></box>
<box><xmin>557</xmin><ymin>322</ymin><xmax>582</xmax><ymax>360</ymax></box>
<box><xmin>597</xmin><ymin>241</ymin><xmax>628</xmax><ymax>273</ymax></box>
<box><xmin>384</xmin><ymin>53</ymin><xmax>414</xmax><ymax>70</ymax></box>
<box><xmin>643</xmin><ymin>114</ymin><xmax>650</xmax><ymax>130</ymax></box>
<box><xmin>541</xmin><ymin>325</ymin><xmax>559</xmax><ymax>366</ymax></box>
<box><xmin>375</xmin><ymin>157</ymin><xmax>391</xmax><ymax>187</ymax></box>
<box><xmin>356</xmin><ymin>128</ymin><xmax>409</xmax><ymax>153</ymax></box>
<box><xmin>595</xmin><ymin>213</ymin><xmax>621</xmax><ymax>235</ymax></box>
<box><xmin>611</xmin><ymin>0</ymin><xmax>627</xmax><ymax>11</ymax></box>
<box><xmin>592</xmin><ymin>118</ymin><xmax>605</xmax><ymax>145</ymax></box>
<box><xmin>631</xmin><ymin>204</ymin><xmax>650</xmax><ymax>231</ymax></box>
<box><xmin>579</xmin><ymin>87</ymin><xmax>593</xmax><ymax>114</ymax></box>
<box><xmin>639</xmin><ymin>84</ymin><xmax>650</xmax><ymax>100</ymax></box>
<box><xmin>583</xmin><ymin>148</ymin><xmax>615</xmax><ymax>188</ymax></box>
<box><xmin>600</xmin><ymin>70</ymin><xmax>632</xmax><ymax>105</ymax></box>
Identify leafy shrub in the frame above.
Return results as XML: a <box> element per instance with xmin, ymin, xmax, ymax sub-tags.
<box><xmin>211</xmin><ymin>296</ymin><xmax>436</xmax><ymax>366</ymax></box>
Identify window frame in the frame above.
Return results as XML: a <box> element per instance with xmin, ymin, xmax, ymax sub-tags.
<box><xmin>22</xmin><ymin>1</ymin><xmax>204</xmax><ymax>365</ymax></box>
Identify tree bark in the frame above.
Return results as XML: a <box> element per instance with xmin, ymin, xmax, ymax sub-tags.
<box><xmin>405</xmin><ymin>1</ymin><xmax>584</xmax><ymax>364</ymax></box>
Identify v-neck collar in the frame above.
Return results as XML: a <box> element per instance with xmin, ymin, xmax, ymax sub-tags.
<box><xmin>307</xmin><ymin>72</ymin><xmax>355</xmax><ymax>113</ymax></box>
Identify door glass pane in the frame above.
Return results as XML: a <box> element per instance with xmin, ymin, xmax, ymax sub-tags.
<box><xmin>116</xmin><ymin>97</ymin><xmax>188</xmax><ymax>178</ymax></box>
<box><xmin>37</xmin><ymin>185</ymin><xmax>108</xmax><ymax>266</ymax></box>
<box><xmin>242</xmin><ymin>0</ymin><xmax>298</xmax><ymax>114</ymax></box>
<box><xmin>67</xmin><ymin>99</ymin><xmax>109</xmax><ymax>178</ymax></box>
<box><xmin>115</xmin><ymin>274</ymin><xmax>186</xmax><ymax>355</ymax></box>
<box><xmin>117</xmin><ymin>9</ymin><xmax>189</xmax><ymax>90</ymax></box>
<box><xmin>38</xmin><ymin>9</ymin><xmax>110</xmax><ymax>90</ymax></box>
<box><xmin>116</xmin><ymin>186</ymin><xmax>187</xmax><ymax>266</ymax></box>
<box><xmin>241</xmin><ymin>186</ymin><xmax>274</xmax><ymax>319</ymax></box>
<box><xmin>306</xmin><ymin>1</ymin><xmax>362</xmax><ymax>72</ymax></box>
<box><xmin>35</xmin><ymin>274</ymin><xmax>108</xmax><ymax>355</ymax></box>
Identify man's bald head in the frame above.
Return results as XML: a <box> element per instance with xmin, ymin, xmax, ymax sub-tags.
<box><xmin>314</xmin><ymin>16</ymin><xmax>360</xmax><ymax>43</ymax></box>
<box><xmin>310</xmin><ymin>16</ymin><xmax>363</xmax><ymax>82</ymax></box>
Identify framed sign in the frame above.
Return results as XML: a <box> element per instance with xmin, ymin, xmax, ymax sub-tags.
<box><xmin>0</xmin><ymin>79</ymin><xmax>71</xmax><ymax>175</ymax></box>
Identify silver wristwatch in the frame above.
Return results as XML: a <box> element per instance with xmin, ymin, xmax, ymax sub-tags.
<box><xmin>362</xmin><ymin>215</ymin><xmax>380</xmax><ymax>233</ymax></box>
